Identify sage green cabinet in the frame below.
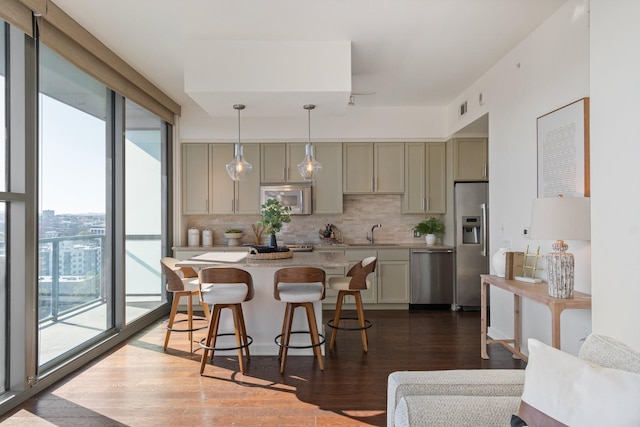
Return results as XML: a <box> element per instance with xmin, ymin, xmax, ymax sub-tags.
<box><xmin>453</xmin><ymin>138</ymin><xmax>488</xmax><ymax>181</ymax></box>
<box><xmin>260</xmin><ymin>143</ymin><xmax>307</xmax><ymax>183</ymax></box>
<box><xmin>343</xmin><ymin>142</ymin><xmax>404</xmax><ymax>193</ymax></box>
<box><xmin>402</xmin><ymin>142</ymin><xmax>446</xmax><ymax>214</ymax></box>
<box><xmin>182</xmin><ymin>143</ymin><xmax>260</xmax><ymax>215</ymax></box>
<box><xmin>313</xmin><ymin>142</ymin><xmax>343</xmax><ymax>214</ymax></box>
<box><xmin>182</xmin><ymin>143</ymin><xmax>210</xmax><ymax>215</ymax></box>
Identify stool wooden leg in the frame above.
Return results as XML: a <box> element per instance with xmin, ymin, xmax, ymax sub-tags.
<box><xmin>164</xmin><ymin>292</ymin><xmax>183</xmax><ymax>350</ymax></box>
<box><xmin>354</xmin><ymin>291</ymin><xmax>368</xmax><ymax>352</ymax></box>
<box><xmin>280</xmin><ymin>303</ymin><xmax>296</xmax><ymax>374</ymax></box>
<box><xmin>237</xmin><ymin>305</ymin><xmax>250</xmax><ymax>360</ymax></box>
<box><xmin>231</xmin><ymin>304</ymin><xmax>246</xmax><ymax>374</ymax></box>
<box><xmin>305</xmin><ymin>302</ymin><xmax>324</xmax><ymax>371</ymax></box>
<box><xmin>200</xmin><ymin>305</ymin><xmax>222</xmax><ymax>374</ymax></box>
<box><xmin>187</xmin><ymin>293</ymin><xmax>194</xmax><ymax>353</ymax></box>
<box><xmin>278</xmin><ymin>303</ymin><xmax>291</xmax><ymax>361</ymax></box>
<box><xmin>330</xmin><ymin>291</ymin><xmax>345</xmax><ymax>350</ymax></box>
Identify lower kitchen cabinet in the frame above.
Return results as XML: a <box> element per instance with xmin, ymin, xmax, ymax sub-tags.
<box><xmin>321</xmin><ymin>248</ymin><xmax>410</xmax><ymax>308</ymax></box>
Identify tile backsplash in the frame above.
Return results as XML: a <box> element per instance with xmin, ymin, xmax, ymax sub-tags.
<box><xmin>184</xmin><ymin>194</ymin><xmax>436</xmax><ymax>247</ymax></box>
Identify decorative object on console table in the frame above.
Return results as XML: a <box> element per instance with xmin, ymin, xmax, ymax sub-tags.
<box><xmin>414</xmin><ymin>217</ymin><xmax>445</xmax><ymax>245</ymax></box>
<box><xmin>491</xmin><ymin>248</ymin><xmax>508</xmax><ymax>277</ymax></box>
<box><xmin>513</xmin><ymin>245</ymin><xmax>543</xmax><ymax>284</ymax></box>
<box><xmin>530</xmin><ymin>195</ymin><xmax>591</xmax><ymax>298</ymax></box>
<box><xmin>258</xmin><ymin>199</ymin><xmax>291</xmax><ymax>250</ymax></box>
<box><xmin>505</xmin><ymin>251</ymin><xmax>525</xmax><ymax>280</ymax></box>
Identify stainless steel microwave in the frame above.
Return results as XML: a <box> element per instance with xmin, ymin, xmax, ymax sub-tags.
<box><xmin>259</xmin><ymin>185</ymin><xmax>312</xmax><ymax>215</ymax></box>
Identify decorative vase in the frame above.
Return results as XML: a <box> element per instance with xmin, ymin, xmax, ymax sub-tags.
<box><xmin>269</xmin><ymin>234</ymin><xmax>277</xmax><ymax>249</ymax></box>
<box><xmin>425</xmin><ymin>234</ymin><xmax>437</xmax><ymax>245</ymax></box>
<box><xmin>492</xmin><ymin>247</ymin><xmax>508</xmax><ymax>277</ymax></box>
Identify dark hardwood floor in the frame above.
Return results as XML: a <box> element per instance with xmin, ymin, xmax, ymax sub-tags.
<box><xmin>1</xmin><ymin>309</ymin><xmax>525</xmax><ymax>426</ymax></box>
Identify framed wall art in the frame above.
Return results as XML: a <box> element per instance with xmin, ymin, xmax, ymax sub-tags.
<box><xmin>537</xmin><ymin>97</ymin><xmax>590</xmax><ymax>197</ymax></box>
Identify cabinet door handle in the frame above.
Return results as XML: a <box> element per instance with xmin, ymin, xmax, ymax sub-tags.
<box><xmin>205</xmin><ymin>199</ymin><xmax>208</xmax><ymax>213</ymax></box>
<box><xmin>283</xmin><ymin>167</ymin><xmax>287</xmax><ymax>181</ymax></box>
<box><xmin>426</xmin><ymin>197</ymin><xmax>430</xmax><ymax>211</ymax></box>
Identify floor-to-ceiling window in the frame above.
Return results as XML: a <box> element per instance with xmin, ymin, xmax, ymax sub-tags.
<box><xmin>0</xmin><ymin>1</ymin><xmax>177</xmax><ymax>411</ymax></box>
<box><xmin>0</xmin><ymin>21</ymin><xmax>7</xmax><ymax>394</ymax></box>
<box><xmin>124</xmin><ymin>100</ymin><xmax>166</xmax><ymax>323</ymax></box>
<box><xmin>37</xmin><ymin>44</ymin><xmax>112</xmax><ymax>367</ymax></box>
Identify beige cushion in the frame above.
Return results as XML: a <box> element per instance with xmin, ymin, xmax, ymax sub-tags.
<box><xmin>327</xmin><ymin>276</ymin><xmax>371</xmax><ymax>291</ymax></box>
<box><xmin>200</xmin><ymin>283</ymin><xmax>249</xmax><ymax>305</ymax></box>
<box><xmin>277</xmin><ymin>282</ymin><xmax>324</xmax><ymax>302</ymax></box>
<box><xmin>519</xmin><ymin>338</ymin><xmax>640</xmax><ymax>427</ymax></box>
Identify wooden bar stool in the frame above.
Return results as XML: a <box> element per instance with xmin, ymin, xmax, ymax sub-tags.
<box><xmin>273</xmin><ymin>267</ymin><xmax>326</xmax><ymax>374</ymax></box>
<box><xmin>198</xmin><ymin>267</ymin><xmax>254</xmax><ymax>375</ymax></box>
<box><xmin>160</xmin><ymin>257</ymin><xmax>210</xmax><ymax>353</ymax></box>
<box><xmin>327</xmin><ymin>257</ymin><xmax>377</xmax><ymax>352</ymax></box>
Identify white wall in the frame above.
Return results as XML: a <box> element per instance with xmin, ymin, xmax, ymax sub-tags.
<box><xmin>590</xmin><ymin>1</ymin><xmax>640</xmax><ymax>351</ymax></box>
<box><xmin>447</xmin><ymin>0</ymin><xmax>592</xmax><ymax>355</ymax></box>
<box><xmin>179</xmin><ymin>103</ymin><xmax>448</xmax><ymax>142</ymax></box>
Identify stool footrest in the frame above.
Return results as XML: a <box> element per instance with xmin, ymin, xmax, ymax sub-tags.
<box><xmin>327</xmin><ymin>317</ymin><xmax>372</xmax><ymax>331</ymax></box>
<box><xmin>166</xmin><ymin>317</ymin><xmax>209</xmax><ymax>333</ymax></box>
<box><xmin>199</xmin><ymin>333</ymin><xmax>253</xmax><ymax>352</ymax></box>
<box><xmin>275</xmin><ymin>331</ymin><xmax>325</xmax><ymax>349</ymax></box>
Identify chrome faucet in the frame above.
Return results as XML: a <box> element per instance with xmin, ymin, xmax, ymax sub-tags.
<box><xmin>367</xmin><ymin>224</ymin><xmax>382</xmax><ymax>244</ymax></box>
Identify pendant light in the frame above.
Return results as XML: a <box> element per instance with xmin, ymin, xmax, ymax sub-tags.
<box><xmin>297</xmin><ymin>104</ymin><xmax>322</xmax><ymax>181</ymax></box>
<box><xmin>226</xmin><ymin>104</ymin><xmax>252</xmax><ymax>181</ymax></box>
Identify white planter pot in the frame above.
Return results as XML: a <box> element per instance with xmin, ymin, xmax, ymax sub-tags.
<box><xmin>425</xmin><ymin>234</ymin><xmax>437</xmax><ymax>245</ymax></box>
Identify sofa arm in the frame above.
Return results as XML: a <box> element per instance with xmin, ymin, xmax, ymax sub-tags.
<box><xmin>387</xmin><ymin>370</ymin><xmax>525</xmax><ymax>427</ymax></box>
<box><xmin>396</xmin><ymin>395</ymin><xmax>522</xmax><ymax>427</ymax></box>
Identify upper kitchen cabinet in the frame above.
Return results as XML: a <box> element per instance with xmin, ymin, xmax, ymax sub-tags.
<box><xmin>260</xmin><ymin>143</ymin><xmax>307</xmax><ymax>184</ymax></box>
<box><xmin>343</xmin><ymin>142</ymin><xmax>404</xmax><ymax>193</ymax></box>
<box><xmin>313</xmin><ymin>142</ymin><xmax>343</xmax><ymax>214</ymax></box>
<box><xmin>402</xmin><ymin>142</ymin><xmax>446</xmax><ymax>214</ymax></box>
<box><xmin>453</xmin><ymin>138</ymin><xmax>488</xmax><ymax>181</ymax></box>
<box><xmin>182</xmin><ymin>143</ymin><xmax>260</xmax><ymax>215</ymax></box>
<box><xmin>182</xmin><ymin>143</ymin><xmax>210</xmax><ymax>215</ymax></box>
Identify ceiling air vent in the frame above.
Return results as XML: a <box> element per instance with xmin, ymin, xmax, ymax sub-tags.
<box><xmin>459</xmin><ymin>100</ymin><xmax>468</xmax><ymax>117</ymax></box>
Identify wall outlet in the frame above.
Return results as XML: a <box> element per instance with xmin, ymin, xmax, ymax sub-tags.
<box><xmin>523</xmin><ymin>227</ymin><xmax>531</xmax><ymax>238</ymax></box>
<box><xmin>413</xmin><ymin>230</ymin><xmax>422</xmax><ymax>238</ymax></box>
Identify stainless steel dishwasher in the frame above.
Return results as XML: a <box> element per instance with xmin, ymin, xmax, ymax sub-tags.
<box><xmin>410</xmin><ymin>248</ymin><xmax>455</xmax><ymax>309</ymax></box>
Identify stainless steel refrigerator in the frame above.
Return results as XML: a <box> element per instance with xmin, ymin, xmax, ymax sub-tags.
<box><xmin>454</xmin><ymin>182</ymin><xmax>489</xmax><ymax>309</ymax></box>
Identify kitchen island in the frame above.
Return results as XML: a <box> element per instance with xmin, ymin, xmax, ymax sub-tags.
<box><xmin>176</xmin><ymin>251</ymin><xmax>348</xmax><ymax>356</ymax></box>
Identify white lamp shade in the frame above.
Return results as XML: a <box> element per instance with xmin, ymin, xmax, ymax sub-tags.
<box><xmin>530</xmin><ymin>196</ymin><xmax>591</xmax><ymax>241</ymax></box>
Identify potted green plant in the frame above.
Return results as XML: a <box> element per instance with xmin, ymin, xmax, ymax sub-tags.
<box><xmin>224</xmin><ymin>228</ymin><xmax>243</xmax><ymax>246</ymax></box>
<box><xmin>258</xmin><ymin>199</ymin><xmax>291</xmax><ymax>248</ymax></box>
<box><xmin>414</xmin><ymin>217</ymin><xmax>445</xmax><ymax>245</ymax></box>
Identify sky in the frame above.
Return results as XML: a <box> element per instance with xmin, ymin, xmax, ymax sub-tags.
<box><xmin>40</xmin><ymin>95</ymin><xmax>106</xmax><ymax>215</ymax></box>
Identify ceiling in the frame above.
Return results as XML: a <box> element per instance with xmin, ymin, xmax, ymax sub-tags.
<box><xmin>52</xmin><ymin>0</ymin><xmax>567</xmax><ymax>118</ymax></box>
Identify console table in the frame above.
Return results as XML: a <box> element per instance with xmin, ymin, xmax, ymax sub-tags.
<box><xmin>480</xmin><ymin>274</ymin><xmax>591</xmax><ymax>361</ymax></box>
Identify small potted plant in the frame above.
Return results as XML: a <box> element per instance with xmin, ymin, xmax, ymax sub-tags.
<box><xmin>224</xmin><ymin>228</ymin><xmax>243</xmax><ymax>246</ymax></box>
<box><xmin>258</xmin><ymin>199</ymin><xmax>291</xmax><ymax>249</ymax></box>
<box><xmin>414</xmin><ymin>217</ymin><xmax>445</xmax><ymax>245</ymax></box>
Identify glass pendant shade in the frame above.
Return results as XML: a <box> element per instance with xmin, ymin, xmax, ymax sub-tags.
<box><xmin>298</xmin><ymin>104</ymin><xmax>322</xmax><ymax>181</ymax></box>
<box><xmin>226</xmin><ymin>143</ymin><xmax>252</xmax><ymax>181</ymax></box>
<box><xmin>297</xmin><ymin>143</ymin><xmax>322</xmax><ymax>181</ymax></box>
<box><xmin>226</xmin><ymin>104</ymin><xmax>252</xmax><ymax>181</ymax></box>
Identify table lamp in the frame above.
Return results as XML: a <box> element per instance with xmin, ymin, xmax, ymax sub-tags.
<box><xmin>530</xmin><ymin>195</ymin><xmax>591</xmax><ymax>298</ymax></box>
